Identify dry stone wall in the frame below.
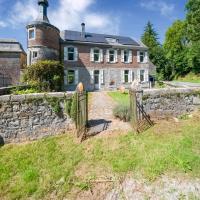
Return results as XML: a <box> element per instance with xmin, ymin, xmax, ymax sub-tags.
<box><xmin>139</xmin><ymin>88</ymin><xmax>200</xmax><ymax>118</ymax></box>
<box><xmin>0</xmin><ymin>92</ymin><xmax>75</xmax><ymax>144</ymax></box>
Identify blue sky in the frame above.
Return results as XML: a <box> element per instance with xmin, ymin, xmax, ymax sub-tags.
<box><xmin>0</xmin><ymin>0</ymin><xmax>187</xmax><ymax>50</ymax></box>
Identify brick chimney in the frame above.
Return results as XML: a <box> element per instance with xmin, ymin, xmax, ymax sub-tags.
<box><xmin>81</xmin><ymin>23</ymin><xmax>86</xmax><ymax>38</ymax></box>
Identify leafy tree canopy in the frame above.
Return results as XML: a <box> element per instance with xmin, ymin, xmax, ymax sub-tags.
<box><xmin>163</xmin><ymin>20</ymin><xmax>189</xmax><ymax>77</ymax></box>
<box><xmin>186</xmin><ymin>0</ymin><xmax>200</xmax><ymax>42</ymax></box>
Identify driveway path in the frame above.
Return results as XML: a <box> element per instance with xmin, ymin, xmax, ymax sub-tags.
<box><xmin>164</xmin><ymin>81</ymin><xmax>200</xmax><ymax>88</ymax></box>
<box><xmin>87</xmin><ymin>92</ymin><xmax>131</xmax><ymax>136</ymax></box>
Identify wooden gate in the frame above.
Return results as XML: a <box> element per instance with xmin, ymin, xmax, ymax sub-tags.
<box><xmin>75</xmin><ymin>90</ymin><xmax>88</xmax><ymax>140</ymax></box>
<box><xmin>130</xmin><ymin>90</ymin><xmax>153</xmax><ymax>133</ymax></box>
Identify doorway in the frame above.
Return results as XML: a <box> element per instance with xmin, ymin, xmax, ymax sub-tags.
<box><xmin>94</xmin><ymin>70</ymin><xmax>100</xmax><ymax>90</ymax></box>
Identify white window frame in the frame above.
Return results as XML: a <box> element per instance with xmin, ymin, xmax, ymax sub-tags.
<box><xmin>107</xmin><ymin>49</ymin><xmax>117</xmax><ymax>63</ymax></box>
<box><xmin>122</xmin><ymin>70</ymin><xmax>132</xmax><ymax>83</ymax></box>
<box><xmin>64</xmin><ymin>46</ymin><xmax>78</xmax><ymax>62</ymax></box>
<box><xmin>121</xmin><ymin>50</ymin><xmax>133</xmax><ymax>63</ymax></box>
<box><xmin>65</xmin><ymin>69</ymin><xmax>79</xmax><ymax>85</ymax></box>
<box><xmin>140</xmin><ymin>69</ymin><xmax>145</xmax><ymax>82</ymax></box>
<box><xmin>124</xmin><ymin>50</ymin><xmax>129</xmax><ymax>63</ymax></box>
<box><xmin>32</xmin><ymin>51</ymin><xmax>38</xmax><ymax>59</ymax></box>
<box><xmin>140</xmin><ymin>52</ymin><xmax>145</xmax><ymax>63</ymax></box>
<box><xmin>137</xmin><ymin>51</ymin><xmax>148</xmax><ymax>63</ymax></box>
<box><xmin>109</xmin><ymin>49</ymin><xmax>115</xmax><ymax>63</ymax></box>
<box><xmin>28</xmin><ymin>28</ymin><xmax>36</xmax><ymax>40</ymax></box>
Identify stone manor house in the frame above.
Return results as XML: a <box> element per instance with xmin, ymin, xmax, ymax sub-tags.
<box><xmin>27</xmin><ymin>0</ymin><xmax>155</xmax><ymax>91</ymax></box>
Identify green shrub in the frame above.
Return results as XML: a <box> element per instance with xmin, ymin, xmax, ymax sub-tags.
<box><xmin>23</xmin><ymin>60</ymin><xmax>64</xmax><ymax>92</ymax></box>
<box><xmin>45</xmin><ymin>97</ymin><xmax>62</xmax><ymax>114</ymax></box>
<box><xmin>11</xmin><ymin>87</ymin><xmax>40</xmax><ymax>95</ymax></box>
<box><xmin>113</xmin><ymin>104</ymin><xmax>130</xmax><ymax>122</ymax></box>
<box><xmin>70</xmin><ymin>94</ymin><xmax>78</xmax><ymax>123</ymax></box>
<box><xmin>178</xmin><ymin>114</ymin><xmax>190</xmax><ymax>120</ymax></box>
<box><xmin>64</xmin><ymin>99</ymin><xmax>72</xmax><ymax>117</ymax></box>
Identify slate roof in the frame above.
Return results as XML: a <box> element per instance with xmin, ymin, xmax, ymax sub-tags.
<box><xmin>61</xmin><ymin>30</ymin><xmax>144</xmax><ymax>47</ymax></box>
<box><xmin>0</xmin><ymin>39</ymin><xmax>25</xmax><ymax>53</ymax></box>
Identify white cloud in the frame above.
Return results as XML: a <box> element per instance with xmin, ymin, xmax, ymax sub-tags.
<box><xmin>0</xmin><ymin>21</ymin><xmax>6</xmax><ymax>27</ymax></box>
<box><xmin>7</xmin><ymin>0</ymin><xmax>119</xmax><ymax>35</ymax></box>
<box><xmin>9</xmin><ymin>0</ymin><xmax>38</xmax><ymax>26</ymax></box>
<box><xmin>140</xmin><ymin>0</ymin><xmax>175</xmax><ymax>18</ymax></box>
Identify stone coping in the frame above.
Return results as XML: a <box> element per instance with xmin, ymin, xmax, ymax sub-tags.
<box><xmin>140</xmin><ymin>87</ymin><xmax>200</xmax><ymax>96</ymax></box>
<box><xmin>0</xmin><ymin>92</ymin><xmax>75</xmax><ymax>102</ymax></box>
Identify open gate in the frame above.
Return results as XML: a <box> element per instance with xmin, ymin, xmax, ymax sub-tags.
<box><xmin>130</xmin><ymin>90</ymin><xmax>153</xmax><ymax>133</ymax></box>
<box><xmin>75</xmin><ymin>88</ymin><xmax>88</xmax><ymax>141</ymax></box>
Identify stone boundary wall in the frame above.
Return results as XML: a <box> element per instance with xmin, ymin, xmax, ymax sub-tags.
<box><xmin>0</xmin><ymin>92</ymin><xmax>75</xmax><ymax>144</ymax></box>
<box><xmin>139</xmin><ymin>88</ymin><xmax>200</xmax><ymax>119</ymax></box>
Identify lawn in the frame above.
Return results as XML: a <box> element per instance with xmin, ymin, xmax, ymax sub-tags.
<box><xmin>107</xmin><ymin>91</ymin><xmax>129</xmax><ymax>105</ymax></box>
<box><xmin>0</xmin><ymin>114</ymin><xmax>200</xmax><ymax>199</ymax></box>
<box><xmin>176</xmin><ymin>73</ymin><xmax>200</xmax><ymax>83</ymax></box>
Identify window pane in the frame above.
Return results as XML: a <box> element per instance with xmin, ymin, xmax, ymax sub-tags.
<box><xmin>68</xmin><ymin>53</ymin><xmax>74</xmax><ymax>61</ymax></box>
<box><xmin>94</xmin><ymin>49</ymin><xmax>99</xmax><ymax>54</ymax></box>
<box><xmin>94</xmin><ymin>54</ymin><xmax>99</xmax><ymax>62</ymax></box>
<box><xmin>124</xmin><ymin>70</ymin><xmax>129</xmax><ymax>83</ymax></box>
<box><xmin>68</xmin><ymin>70</ymin><xmax>75</xmax><ymax>84</ymax></box>
<box><xmin>110</xmin><ymin>55</ymin><xmax>114</xmax><ymax>62</ymax></box>
<box><xmin>33</xmin><ymin>52</ymin><xmax>37</xmax><ymax>58</ymax></box>
<box><xmin>132</xmin><ymin>72</ymin><xmax>135</xmax><ymax>81</ymax></box>
<box><xmin>110</xmin><ymin>50</ymin><xmax>114</xmax><ymax>55</ymax></box>
<box><xmin>124</xmin><ymin>50</ymin><xmax>129</xmax><ymax>62</ymax></box>
<box><xmin>140</xmin><ymin>52</ymin><xmax>144</xmax><ymax>62</ymax></box>
<box><xmin>140</xmin><ymin>70</ymin><xmax>145</xmax><ymax>82</ymax></box>
<box><xmin>68</xmin><ymin>47</ymin><xmax>74</xmax><ymax>53</ymax></box>
<box><xmin>29</xmin><ymin>30</ymin><xmax>35</xmax><ymax>39</ymax></box>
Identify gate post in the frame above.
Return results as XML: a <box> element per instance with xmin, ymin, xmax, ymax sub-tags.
<box><xmin>130</xmin><ymin>90</ymin><xmax>138</xmax><ymax>131</ymax></box>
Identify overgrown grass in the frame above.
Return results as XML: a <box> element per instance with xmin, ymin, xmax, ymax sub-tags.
<box><xmin>176</xmin><ymin>72</ymin><xmax>200</xmax><ymax>83</ymax></box>
<box><xmin>0</xmin><ymin>136</ymin><xmax>84</xmax><ymax>200</ymax></box>
<box><xmin>108</xmin><ymin>91</ymin><xmax>129</xmax><ymax>105</ymax></box>
<box><xmin>1</xmin><ymin>115</ymin><xmax>200</xmax><ymax>199</ymax></box>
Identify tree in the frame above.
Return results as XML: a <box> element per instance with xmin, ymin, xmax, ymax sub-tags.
<box><xmin>141</xmin><ymin>21</ymin><xmax>160</xmax><ymax>50</ymax></box>
<box><xmin>186</xmin><ymin>0</ymin><xmax>200</xmax><ymax>73</ymax></box>
<box><xmin>163</xmin><ymin>20</ymin><xmax>189</xmax><ymax>78</ymax></box>
<box><xmin>23</xmin><ymin>60</ymin><xmax>64</xmax><ymax>92</ymax></box>
<box><xmin>141</xmin><ymin>21</ymin><xmax>169</xmax><ymax>80</ymax></box>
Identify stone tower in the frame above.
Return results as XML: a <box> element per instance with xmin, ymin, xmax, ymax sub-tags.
<box><xmin>26</xmin><ymin>0</ymin><xmax>60</xmax><ymax>65</ymax></box>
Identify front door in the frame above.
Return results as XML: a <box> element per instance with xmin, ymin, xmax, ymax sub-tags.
<box><xmin>94</xmin><ymin>70</ymin><xmax>100</xmax><ymax>90</ymax></box>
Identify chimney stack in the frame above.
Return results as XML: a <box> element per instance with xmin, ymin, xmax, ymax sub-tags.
<box><xmin>81</xmin><ymin>23</ymin><xmax>85</xmax><ymax>38</ymax></box>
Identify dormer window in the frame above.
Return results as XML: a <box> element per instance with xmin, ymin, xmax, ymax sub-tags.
<box><xmin>28</xmin><ymin>28</ymin><xmax>35</xmax><ymax>40</ymax></box>
<box><xmin>106</xmin><ymin>38</ymin><xmax>118</xmax><ymax>44</ymax></box>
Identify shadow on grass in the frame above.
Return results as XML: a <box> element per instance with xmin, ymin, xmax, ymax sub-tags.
<box><xmin>0</xmin><ymin>135</ymin><xmax>5</xmax><ymax>147</ymax></box>
<box><xmin>85</xmin><ymin>119</ymin><xmax>112</xmax><ymax>139</ymax></box>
